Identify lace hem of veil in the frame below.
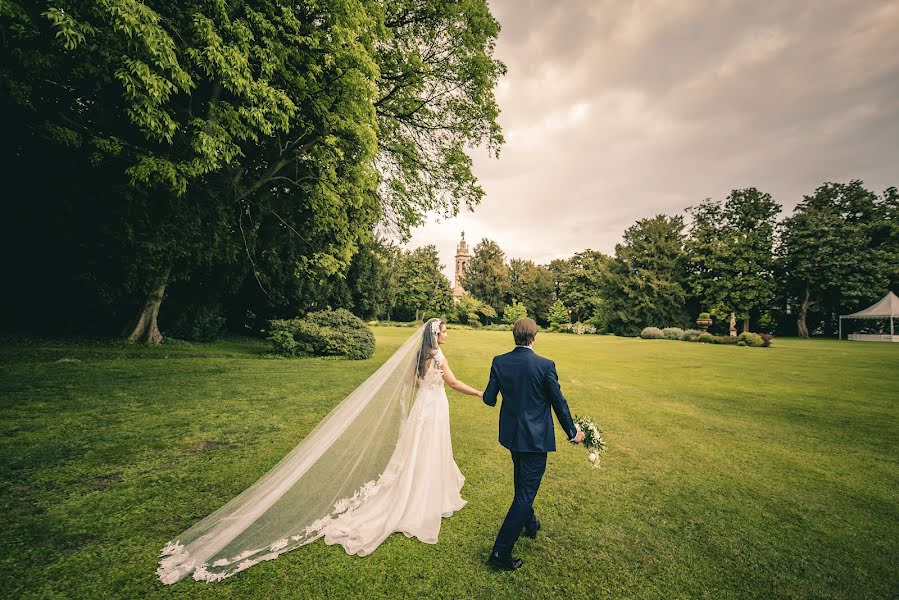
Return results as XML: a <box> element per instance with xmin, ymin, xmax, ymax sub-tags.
<box><xmin>158</xmin><ymin>466</ymin><xmax>402</xmax><ymax>583</ymax></box>
<box><xmin>156</xmin><ymin>323</ymin><xmax>431</xmax><ymax>584</ymax></box>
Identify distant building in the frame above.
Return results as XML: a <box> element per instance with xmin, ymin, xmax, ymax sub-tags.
<box><xmin>453</xmin><ymin>233</ymin><xmax>470</xmax><ymax>299</ymax></box>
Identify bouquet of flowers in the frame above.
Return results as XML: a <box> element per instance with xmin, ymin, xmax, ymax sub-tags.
<box><xmin>574</xmin><ymin>416</ymin><xmax>605</xmax><ymax>468</ymax></box>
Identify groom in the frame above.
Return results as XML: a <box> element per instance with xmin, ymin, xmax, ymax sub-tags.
<box><xmin>482</xmin><ymin>317</ymin><xmax>585</xmax><ymax>570</ymax></box>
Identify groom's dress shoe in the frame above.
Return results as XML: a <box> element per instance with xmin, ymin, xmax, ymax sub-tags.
<box><xmin>523</xmin><ymin>518</ymin><xmax>540</xmax><ymax>539</ymax></box>
<box><xmin>488</xmin><ymin>552</ymin><xmax>523</xmax><ymax>571</ymax></box>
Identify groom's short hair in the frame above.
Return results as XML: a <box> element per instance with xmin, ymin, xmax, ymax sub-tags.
<box><xmin>513</xmin><ymin>318</ymin><xmax>537</xmax><ymax>346</ymax></box>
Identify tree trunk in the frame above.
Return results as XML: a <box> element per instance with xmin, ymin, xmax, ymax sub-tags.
<box><xmin>729</xmin><ymin>312</ymin><xmax>737</xmax><ymax>337</ymax></box>
<box><xmin>742</xmin><ymin>317</ymin><xmax>750</xmax><ymax>333</ymax></box>
<box><xmin>797</xmin><ymin>286</ymin><xmax>811</xmax><ymax>338</ymax></box>
<box><xmin>127</xmin><ymin>266</ymin><xmax>171</xmax><ymax>344</ymax></box>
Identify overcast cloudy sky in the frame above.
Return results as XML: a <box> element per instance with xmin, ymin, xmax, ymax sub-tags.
<box><xmin>405</xmin><ymin>0</ymin><xmax>899</xmax><ymax>284</ymax></box>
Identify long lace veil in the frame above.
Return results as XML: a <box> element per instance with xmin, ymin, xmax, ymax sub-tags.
<box><xmin>158</xmin><ymin>323</ymin><xmax>433</xmax><ymax>584</ymax></box>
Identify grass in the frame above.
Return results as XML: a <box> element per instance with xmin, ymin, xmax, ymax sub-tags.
<box><xmin>0</xmin><ymin>329</ymin><xmax>897</xmax><ymax>599</ymax></box>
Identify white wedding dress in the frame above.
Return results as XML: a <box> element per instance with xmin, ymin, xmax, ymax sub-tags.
<box><xmin>158</xmin><ymin>323</ymin><xmax>463</xmax><ymax>583</ymax></box>
<box><xmin>321</xmin><ymin>347</ymin><xmax>466</xmax><ymax>555</ymax></box>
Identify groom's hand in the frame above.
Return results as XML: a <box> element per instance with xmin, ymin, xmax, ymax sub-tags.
<box><xmin>572</xmin><ymin>430</ymin><xmax>585</xmax><ymax>444</ymax></box>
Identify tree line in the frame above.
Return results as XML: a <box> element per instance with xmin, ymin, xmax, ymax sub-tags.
<box><xmin>2</xmin><ymin>4</ymin><xmax>895</xmax><ymax>341</ymax></box>
<box><xmin>372</xmin><ymin>182</ymin><xmax>895</xmax><ymax>338</ymax></box>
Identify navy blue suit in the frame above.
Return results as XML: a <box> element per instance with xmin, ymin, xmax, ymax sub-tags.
<box><xmin>483</xmin><ymin>346</ymin><xmax>578</xmax><ymax>555</ymax></box>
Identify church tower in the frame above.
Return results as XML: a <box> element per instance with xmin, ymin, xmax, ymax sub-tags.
<box><xmin>453</xmin><ymin>233</ymin><xmax>470</xmax><ymax>299</ymax></box>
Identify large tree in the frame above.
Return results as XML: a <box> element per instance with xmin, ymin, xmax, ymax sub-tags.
<box><xmin>460</xmin><ymin>238</ymin><xmax>510</xmax><ymax>321</ymax></box>
<box><xmin>604</xmin><ymin>215</ymin><xmax>689</xmax><ymax>335</ymax></box>
<box><xmin>374</xmin><ymin>0</ymin><xmax>505</xmax><ymax>235</ymax></box>
<box><xmin>392</xmin><ymin>245</ymin><xmax>452</xmax><ymax>322</ymax></box>
<box><xmin>555</xmin><ymin>249</ymin><xmax>611</xmax><ymax>324</ymax></box>
<box><xmin>508</xmin><ymin>259</ymin><xmax>555</xmax><ymax>325</ymax></box>
<box><xmin>0</xmin><ymin>0</ymin><xmax>504</xmax><ymax>341</ymax></box>
<box><xmin>686</xmin><ymin>188</ymin><xmax>781</xmax><ymax>332</ymax></box>
<box><xmin>335</xmin><ymin>236</ymin><xmax>403</xmax><ymax>321</ymax></box>
<box><xmin>778</xmin><ymin>181</ymin><xmax>896</xmax><ymax>337</ymax></box>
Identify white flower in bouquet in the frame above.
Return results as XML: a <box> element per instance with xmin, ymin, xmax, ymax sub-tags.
<box><xmin>574</xmin><ymin>415</ymin><xmax>606</xmax><ymax>469</ymax></box>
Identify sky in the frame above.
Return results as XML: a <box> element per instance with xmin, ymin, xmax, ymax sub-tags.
<box><xmin>403</xmin><ymin>0</ymin><xmax>899</xmax><ymax>285</ymax></box>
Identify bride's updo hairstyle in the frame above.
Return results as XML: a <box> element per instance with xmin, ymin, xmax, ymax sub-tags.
<box><xmin>418</xmin><ymin>318</ymin><xmax>443</xmax><ymax>378</ymax></box>
<box><xmin>513</xmin><ymin>317</ymin><xmax>537</xmax><ymax>346</ymax></box>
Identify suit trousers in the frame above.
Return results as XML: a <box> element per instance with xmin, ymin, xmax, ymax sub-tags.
<box><xmin>493</xmin><ymin>451</ymin><xmax>547</xmax><ymax>556</ymax></box>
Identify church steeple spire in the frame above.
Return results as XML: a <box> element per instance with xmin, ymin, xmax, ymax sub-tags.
<box><xmin>453</xmin><ymin>233</ymin><xmax>470</xmax><ymax>298</ymax></box>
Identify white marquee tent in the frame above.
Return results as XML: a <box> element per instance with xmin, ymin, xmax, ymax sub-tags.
<box><xmin>839</xmin><ymin>291</ymin><xmax>899</xmax><ymax>342</ymax></box>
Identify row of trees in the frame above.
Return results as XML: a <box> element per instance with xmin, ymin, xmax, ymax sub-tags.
<box><xmin>0</xmin><ymin>0</ymin><xmax>504</xmax><ymax>340</ymax></box>
<box><xmin>453</xmin><ymin>181</ymin><xmax>897</xmax><ymax>337</ymax></box>
<box><xmin>2</xmin><ymin>4</ymin><xmax>894</xmax><ymax>341</ymax></box>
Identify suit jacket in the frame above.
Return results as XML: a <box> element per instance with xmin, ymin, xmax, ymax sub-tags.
<box><xmin>482</xmin><ymin>346</ymin><xmax>577</xmax><ymax>452</ymax></box>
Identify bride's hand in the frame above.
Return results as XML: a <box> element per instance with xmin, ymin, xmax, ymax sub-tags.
<box><xmin>476</xmin><ymin>390</ymin><xmax>484</xmax><ymax>398</ymax></box>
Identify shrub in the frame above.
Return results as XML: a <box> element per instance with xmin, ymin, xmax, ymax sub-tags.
<box><xmin>683</xmin><ymin>329</ymin><xmax>703</xmax><ymax>342</ymax></box>
<box><xmin>167</xmin><ymin>304</ymin><xmax>226</xmax><ymax>342</ymax></box>
<box><xmin>737</xmin><ymin>340</ymin><xmax>747</xmax><ymax>346</ymax></box>
<box><xmin>557</xmin><ymin>322</ymin><xmax>597</xmax><ymax>335</ymax></box>
<box><xmin>698</xmin><ymin>312</ymin><xmax>711</xmax><ymax>320</ymax></box>
<box><xmin>712</xmin><ymin>335</ymin><xmax>739</xmax><ymax>345</ymax></box>
<box><xmin>268</xmin><ymin>319</ymin><xmax>302</xmax><ymax>356</ymax></box>
<box><xmin>548</xmin><ymin>300</ymin><xmax>570</xmax><ymax>329</ymax></box>
<box><xmin>268</xmin><ymin>309</ymin><xmax>375</xmax><ymax>359</ymax></box>
<box><xmin>760</xmin><ymin>333</ymin><xmax>774</xmax><ymax>347</ymax></box>
<box><xmin>738</xmin><ymin>332</ymin><xmax>765</xmax><ymax>348</ymax></box>
<box><xmin>502</xmin><ymin>300</ymin><xmax>528</xmax><ymax>324</ymax></box>
<box><xmin>662</xmin><ymin>327</ymin><xmax>685</xmax><ymax>340</ymax></box>
<box><xmin>640</xmin><ymin>327</ymin><xmax>664</xmax><ymax>339</ymax></box>
<box><xmin>698</xmin><ymin>334</ymin><xmax>715</xmax><ymax>343</ymax></box>
<box><xmin>588</xmin><ymin>305</ymin><xmax>609</xmax><ymax>333</ymax></box>
<box><xmin>482</xmin><ymin>323</ymin><xmax>512</xmax><ymax>331</ymax></box>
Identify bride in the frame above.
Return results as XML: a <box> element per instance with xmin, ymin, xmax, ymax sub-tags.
<box><xmin>158</xmin><ymin>318</ymin><xmax>482</xmax><ymax>584</ymax></box>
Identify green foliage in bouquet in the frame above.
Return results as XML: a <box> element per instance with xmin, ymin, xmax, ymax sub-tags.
<box><xmin>574</xmin><ymin>416</ymin><xmax>606</xmax><ymax>469</ymax></box>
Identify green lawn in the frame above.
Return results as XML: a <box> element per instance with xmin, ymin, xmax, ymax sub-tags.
<box><xmin>1</xmin><ymin>329</ymin><xmax>897</xmax><ymax>599</ymax></box>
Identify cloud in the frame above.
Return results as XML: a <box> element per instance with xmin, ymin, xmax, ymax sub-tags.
<box><xmin>406</xmin><ymin>0</ymin><xmax>899</xmax><ymax>282</ymax></box>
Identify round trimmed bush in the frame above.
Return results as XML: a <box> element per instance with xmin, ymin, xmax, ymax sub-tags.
<box><xmin>698</xmin><ymin>334</ymin><xmax>715</xmax><ymax>343</ymax></box>
<box><xmin>268</xmin><ymin>309</ymin><xmax>375</xmax><ymax>359</ymax></box>
<box><xmin>738</xmin><ymin>332</ymin><xmax>765</xmax><ymax>348</ymax></box>
<box><xmin>737</xmin><ymin>340</ymin><xmax>747</xmax><ymax>347</ymax></box>
<box><xmin>640</xmin><ymin>327</ymin><xmax>664</xmax><ymax>339</ymax></box>
<box><xmin>662</xmin><ymin>327</ymin><xmax>685</xmax><ymax>340</ymax></box>
<box><xmin>698</xmin><ymin>312</ymin><xmax>711</xmax><ymax>320</ymax></box>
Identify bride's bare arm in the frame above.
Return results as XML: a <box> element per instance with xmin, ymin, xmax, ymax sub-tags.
<box><xmin>441</xmin><ymin>360</ymin><xmax>483</xmax><ymax>398</ymax></box>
